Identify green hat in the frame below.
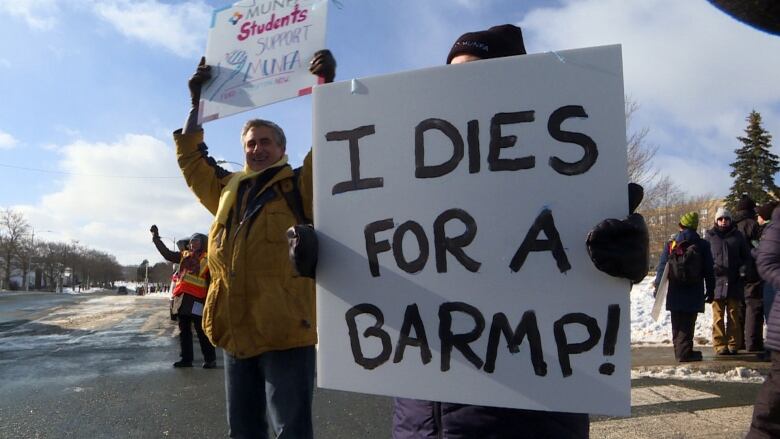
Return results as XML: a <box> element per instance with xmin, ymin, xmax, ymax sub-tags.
<box><xmin>679</xmin><ymin>211</ymin><xmax>699</xmax><ymax>229</ymax></box>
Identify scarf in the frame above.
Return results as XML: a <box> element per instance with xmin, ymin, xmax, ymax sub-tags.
<box><xmin>215</xmin><ymin>155</ymin><xmax>288</xmax><ymax>226</ymax></box>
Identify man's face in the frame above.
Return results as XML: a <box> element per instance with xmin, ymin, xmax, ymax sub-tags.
<box><xmin>244</xmin><ymin>126</ymin><xmax>285</xmax><ymax>172</ymax></box>
<box><xmin>190</xmin><ymin>238</ymin><xmax>201</xmax><ymax>252</ymax></box>
<box><xmin>716</xmin><ymin>217</ymin><xmax>731</xmax><ymax>227</ymax></box>
<box><xmin>450</xmin><ymin>53</ymin><xmax>482</xmax><ymax>64</ymax></box>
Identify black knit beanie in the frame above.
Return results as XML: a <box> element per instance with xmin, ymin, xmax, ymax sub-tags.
<box><xmin>447</xmin><ymin>24</ymin><xmax>526</xmax><ymax>64</ymax></box>
<box><xmin>757</xmin><ymin>201</ymin><xmax>778</xmax><ymax>220</ymax></box>
<box><xmin>736</xmin><ymin>195</ymin><xmax>756</xmax><ymax>212</ymax></box>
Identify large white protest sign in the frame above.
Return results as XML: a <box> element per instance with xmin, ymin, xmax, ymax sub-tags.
<box><xmin>313</xmin><ymin>45</ymin><xmax>630</xmax><ymax>416</ymax></box>
<box><xmin>199</xmin><ymin>0</ymin><xmax>328</xmax><ymax>123</ymax></box>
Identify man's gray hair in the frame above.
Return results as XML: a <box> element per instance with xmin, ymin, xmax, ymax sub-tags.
<box><xmin>241</xmin><ymin>119</ymin><xmax>286</xmax><ymax>148</ymax></box>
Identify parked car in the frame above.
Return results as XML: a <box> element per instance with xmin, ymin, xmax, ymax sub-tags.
<box><xmin>117</xmin><ymin>286</ymin><xmax>128</xmax><ymax>295</ymax></box>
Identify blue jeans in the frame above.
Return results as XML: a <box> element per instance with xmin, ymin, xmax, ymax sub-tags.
<box><xmin>224</xmin><ymin>346</ymin><xmax>315</xmax><ymax>439</ymax></box>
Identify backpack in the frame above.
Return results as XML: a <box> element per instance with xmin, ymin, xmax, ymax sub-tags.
<box><xmin>276</xmin><ymin>167</ymin><xmax>317</xmax><ymax>279</ymax></box>
<box><xmin>667</xmin><ymin>239</ymin><xmax>703</xmax><ymax>285</ymax></box>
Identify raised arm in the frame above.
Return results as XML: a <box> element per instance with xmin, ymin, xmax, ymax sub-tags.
<box><xmin>299</xmin><ymin>49</ymin><xmax>336</xmax><ymax>221</ymax></box>
<box><xmin>174</xmin><ymin>56</ymin><xmax>233</xmax><ymax>215</ymax></box>
<box><xmin>150</xmin><ymin>225</ymin><xmax>182</xmax><ymax>264</ymax></box>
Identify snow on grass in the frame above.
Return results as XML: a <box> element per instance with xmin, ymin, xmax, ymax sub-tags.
<box><xmin>630</xmin><ymin>276</ymin><xmax>714</xmax><ymax>346</ymax></box>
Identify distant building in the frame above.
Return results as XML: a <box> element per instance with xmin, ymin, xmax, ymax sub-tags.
<box><xmin>642</xmin><ymin>198</ymin><xmax>724</xmax><ymax>271</ymax></box>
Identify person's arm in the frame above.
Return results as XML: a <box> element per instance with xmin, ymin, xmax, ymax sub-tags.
<box><xmin>299</xmin><ymin>49</ymin><xmax>336</xmax><ymax>221</ymax></box>
<box><xmin>703</xmin><ymin>240</ymin><xmax>715</xmax><ymax>302</ymax></box>
<box><xmin>153</xmin><ymin>238</ymin><xmax>181</xmax><ymax>264</ymax></box>
<box><xmin>183</xmin><ymin>56</ymin><xmax>209</xmax><ymax>135</ymax></box>
<box><xmin>757</xmin><ymin>220</ymin><xmax>780</xmax><ymax>290</ymax></box>
<box><xmin>653</xmin><ymin>241</ymin><xmax>670</xmax><ymax>289</ymax></box>
<box><xmin>150</xmin><ymin>225</ymin><xmax>181</xmax><ymax>263</ymax></box>
<box><xmin>738</xmin><ymin>232</ymin><xmax>751</xmax><ymax>279</ymax></box>
<box><xmin>175</xmin><ymin>57</ymin><xmax>233</xmax><ymax>215</ymax></box>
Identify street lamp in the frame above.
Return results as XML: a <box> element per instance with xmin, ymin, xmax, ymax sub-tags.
<box><xmin>21</xmin><ymin>228</ymin><xmax>55</xmax><ymax>291</ymax></box>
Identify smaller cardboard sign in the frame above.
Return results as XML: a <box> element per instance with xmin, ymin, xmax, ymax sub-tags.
<box><xmin>199</xmin><ymin>0</ymin><xmax>328</xmax><ymax>123</ymax></box>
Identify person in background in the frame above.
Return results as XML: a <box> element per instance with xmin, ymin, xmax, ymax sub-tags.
<box><xmin>150</xmin><ymin>224</ymin><xmax>188</xmax><ymax>264</ymax></box>
<box><xmin>706</xmin><ymin>207</ymin><xmax>751</xmax><ymax>355</ymax></box>
<box><xmin>392</xmin><ymin>24</ymin><xmax>649</xmax><ymax>439</ymax></box>
<box><xmin>170</xmin><ymin>233</ymin><xmax>217</xmax><ymax>369</ymax></box>
<box><xmin>756</xmin><ymin>201</ymin><xmax>779</xmax><ymax>362</ymax></box>
<box><xmin>176</xmin><ymin>50</ymin><xmax>335</xmax><ymax>438</ymax></box>
<box><xmin>747</xmin><ymin>205</ymin><xmax>780</xmax><ymax>438</ymax></box>
<box><xmin>653</xmin><ymin>212</ymin><xmax>715</xmax><ymax>362</ymax></box>
<box><xmin>150</xmin><ymin>226</ymin><xmax>192</xmax><ymax>319</ymax></box>
<box><xmin>733</xmin><ymin>196</ymin><xmax>763</xmax><ymax>352</ymax></box>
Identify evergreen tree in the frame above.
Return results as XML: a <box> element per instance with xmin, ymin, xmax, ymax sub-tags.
<box><xmin>725</xmin><ymin>110</ymin><xmax>779</xmax><ymax>209</ymax></box>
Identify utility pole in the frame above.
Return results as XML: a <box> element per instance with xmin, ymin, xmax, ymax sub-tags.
<box><xmin>144</xmin><ymin>263</ymin><xmax>149</xmax><ymax>296</ymax></box>
<box><xmin>25</xmin><ymin>228</ymin><xmax>34</xmax><ymax>292</ymax></box>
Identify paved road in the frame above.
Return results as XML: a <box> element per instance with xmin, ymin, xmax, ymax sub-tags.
<box><xmin>0</xmin><ymin>291</ymin><xmax>766</xmax><ymax>438</ymax></box>
<box><xmin>0</xmin><ymin>291</ymin><xmax>392</xmax><ymax>438</ymax></box>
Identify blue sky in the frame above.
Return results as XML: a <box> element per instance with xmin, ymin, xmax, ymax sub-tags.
<box><xmin>0</xmin><ymin>0</ymin><xmax>778</xmax><ymax>265</ymax></box>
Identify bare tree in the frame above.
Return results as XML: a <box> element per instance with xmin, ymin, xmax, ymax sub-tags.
<box><xmin>0</xmin><ymin>208</ymin><xmax>30</xmax><ymax>290</ymax></box>
<box><xmin>37</xmin><ymin>241</ymin><xmax>69</xmax><ymax>291</ymax></box>
<box><xmin>641</xmin><ymin>176</ymin><xmax>722</xmax><ymax>271</ymax></box>
<box><xmin>149</xmin><ymin>261</ymin><xmax>174</xmax><ymax>284</ymax></box>
<box><xmin>16</xmin><ymin>233</ymin><xmax>36</xmax><ymax>291</ymax></box>
<box><xmin>642</xmin><ymin>176</ymin><xmax>686</xmax><ymax>269</ymax></box>
<box><xmin>75</xmin><ymin>248</ymin><xmax>123</xmax><ymax>288</ymax></box>
<box><xmin>626</xmin><ymin>99</ymin><xmax>659</xmax><ymax>191</ymax></box>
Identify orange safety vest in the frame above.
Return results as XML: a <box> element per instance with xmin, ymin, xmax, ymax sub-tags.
<box><xmin>173</xmin><ymin>251</ymin><xmax>209</xmax><ymax>299</ymax></box>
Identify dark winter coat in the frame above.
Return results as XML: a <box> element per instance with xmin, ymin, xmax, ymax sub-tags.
<box><xmin>755</xmin><ymin>209</ymin><xmax>780</xmax><ymax>352</ymax></box>
<box><xmin>734</xmin><ymin>209</ymin><xmax>761</xmax><ymax>247</ymax></box>
<box><xmin>653</xmin><ymin>228</ymin><xmax>715</xmax><ymax>313</ymax></box>
<box><xmin>705</xmin><ymin>225</ymin><xmax>750</xmax><ymax>300</ymax></box>
<box><xmin>153</xmin><ymin>235</ymin><xmax>182</xmax><ymax>264</ymax></box>
<box><xmin>734</xmin><ymin>209</ymin><xmax>763</xmax><ymax>299</ymax></box>
<box><xmin>392</xmin><ymin>398</ymin><xmax>588</xmax><ymax>439</ymax></box>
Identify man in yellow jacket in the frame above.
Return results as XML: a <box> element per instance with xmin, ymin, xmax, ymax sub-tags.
<box><xmin>174</xmin><ymin>51</ymin><xmax>335</xmax><ymax>439</ymax></box>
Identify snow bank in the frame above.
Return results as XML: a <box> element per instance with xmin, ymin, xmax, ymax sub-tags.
<box><xmin>632</xmin><ymin>365</ymin><xmax>766</xmax><ymax>384</ymax></box>
<box><xmin>631</xmin><ymin>277</ymin><xmax>714</xmax><ymax>346</ymax></box>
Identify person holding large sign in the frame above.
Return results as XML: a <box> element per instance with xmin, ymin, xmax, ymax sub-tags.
<box><xmin>385</xmin><ymin>24</ymin><xmax>649</xmax><ymax>439</ymax></box>
<box><xmin>174</xmin><ymin>50</ymin><xmax>335</xmax><ymax>439</ymax></box>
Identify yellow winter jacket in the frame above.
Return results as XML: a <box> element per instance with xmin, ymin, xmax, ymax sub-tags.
<box><xmin>174</xmin><ymin>129</ymin><xmax>315</xmax><ymax>359</ymax></box>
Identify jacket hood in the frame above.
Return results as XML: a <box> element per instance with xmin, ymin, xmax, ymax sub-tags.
<box><xmin>189</xmin><ymin>233</ymin><xmax>208</xmax><ymax>250</ymax></box>
<box><xmin>676</xmin><ymin>228</ymin><xmax>701</xmax><ymax>242</ymax></box>
<box><xmin>732</xmin><ymin>209</ymin><xmax>755</xmax><ymax>223</ymax></box>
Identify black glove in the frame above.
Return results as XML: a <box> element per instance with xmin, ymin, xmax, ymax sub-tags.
<box><xmin>309</xmin><ymin>49</ymin><xmax>336</xmax><ymax>84</ymax></box>
<box><xmin>287</xmin><ymin>225</ymin><xmax>318</xmax><ymax>278</ymax></box>
<box><xmin>586</xmin><ymin>183</ymin><xmax>649</xmax><ymax>284</ymax></box>
<box><xmin>150</xmin><ymin>224</ymin><xmax>159</xmax><ymax>238</ymax></box>
<box><xmin>188</xmin><ymin>56</ymin><xmax>212</xmax><ymax>107</ymax></box>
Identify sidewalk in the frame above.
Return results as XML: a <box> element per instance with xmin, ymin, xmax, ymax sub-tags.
<box><xmin>632</xmin><ymin>345</ymin><xmax>773</xmax><ymax>374</ymax></box>
<box><xmin>588</xmin><ymin>345</ymin><xmax>771</xmax><ymax>438</ymax></box>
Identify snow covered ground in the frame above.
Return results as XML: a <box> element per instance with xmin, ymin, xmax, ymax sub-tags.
<box><xmin>631</xmin><ymin>365</ymin><xmax>766</xmax><ymax>384</ymax></box>
<box><xmin>630</xmin><ymin>276</ymin><xmax>714</xmax><ymax>347</ymax></box>
<box><xmin>630</xmin><ymin>276</ymin><xmax>771</xmax><ymax>383</ymax></box>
